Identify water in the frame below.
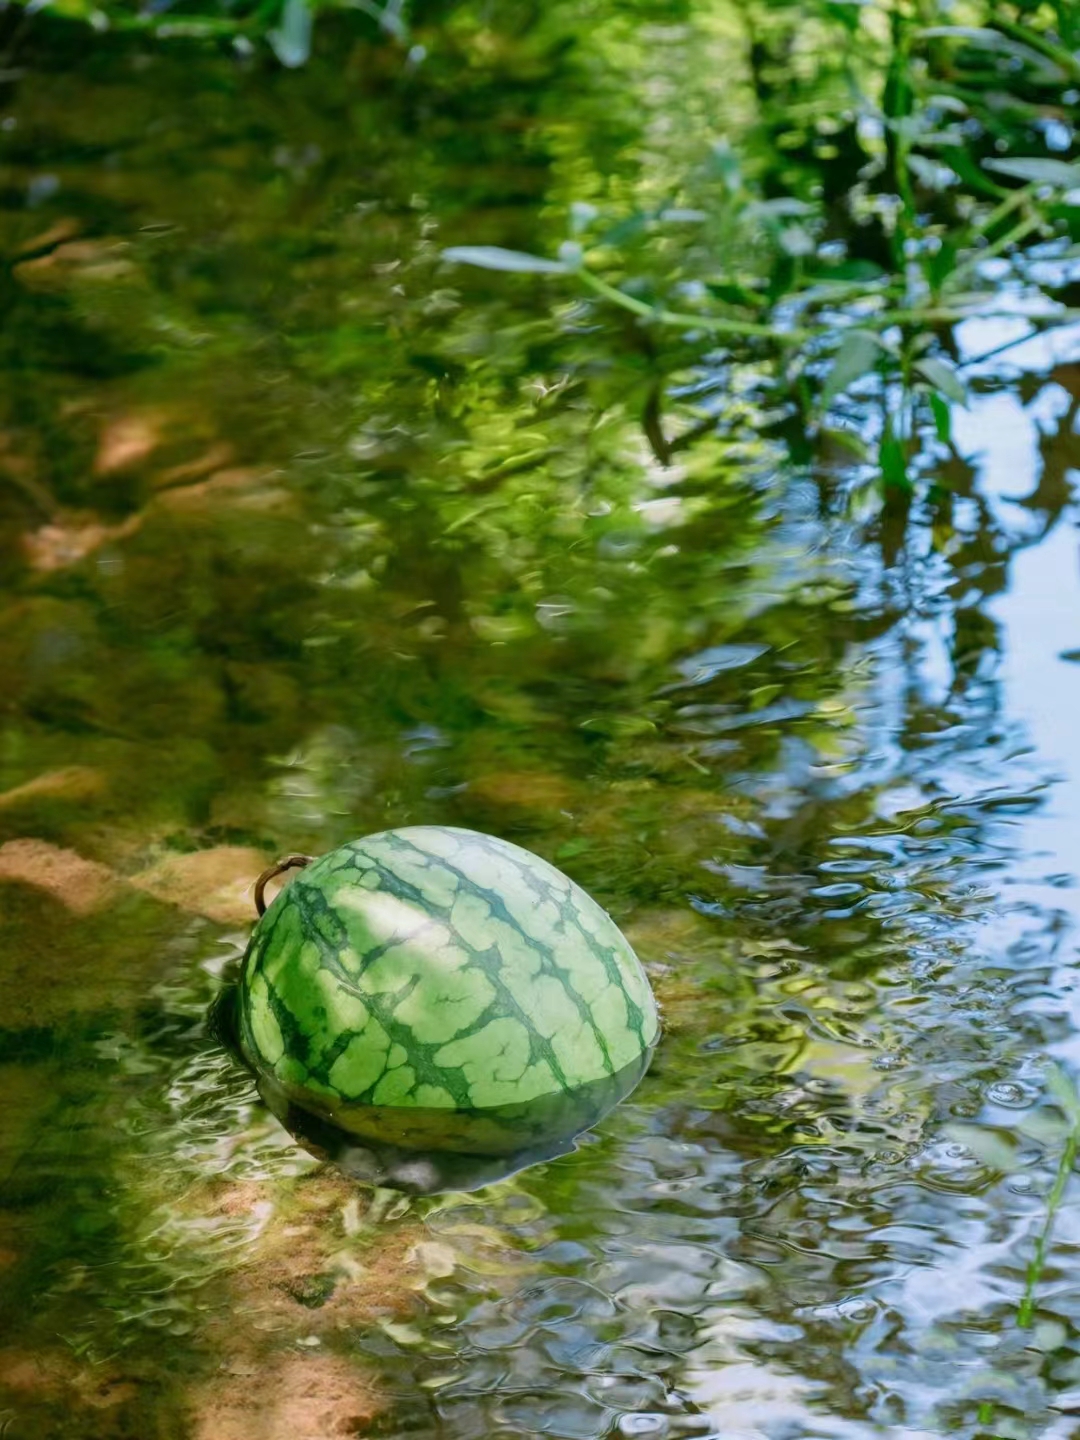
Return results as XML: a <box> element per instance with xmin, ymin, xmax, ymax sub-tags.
<box><xmin>2</xmin><ymin>5</ymin><xmax>1080</xmax><ymax>1438</ymax></box>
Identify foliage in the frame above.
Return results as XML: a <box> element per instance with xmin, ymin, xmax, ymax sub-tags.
<box><xmin>445</xmin><ymin>1</ymin><xmax>1080</xmax><ymax>506</ymax></box>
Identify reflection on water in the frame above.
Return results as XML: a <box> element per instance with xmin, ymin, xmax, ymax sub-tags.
<box><xmin>264</xmin><ymin>1086</ymin><xmax>586</xmax><ymax>1194</ymax></box>
<box><xmin>1</xmin><ymin>4</ymin><xmax>1080</xmax><ymax>1438</ymax></box>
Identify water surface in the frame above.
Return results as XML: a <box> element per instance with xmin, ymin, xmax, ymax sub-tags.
<box><xmin>2</xmin><ymin>7</ymin><xmax>1080</xmax><ymax>1438</ymax></box>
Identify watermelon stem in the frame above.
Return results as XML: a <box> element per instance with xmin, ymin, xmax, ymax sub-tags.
<box><xmin>254</xmin><ymin>854</ymin><xmax>313</xmax><ymax>916</ymax></box>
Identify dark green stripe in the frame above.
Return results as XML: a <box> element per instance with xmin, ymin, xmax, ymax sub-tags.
<box><xmin>379</xmin><ymin>832</ymin><xmax>617</xmax><ymax>1078</ymax></box>
<box><xmin>329</xmin><ymin>845</ymin><xmax>576</xmax><ymax>1093</ymax></box>
<box><xmin>283</xmin><ymin>877</ymin><xmax>474</xmax><ymax>1107</ymax></box>
<box><xmin>465</xmin><ymin>832</ymin><xmax>650</xmax><ymax>1048</ymax></box>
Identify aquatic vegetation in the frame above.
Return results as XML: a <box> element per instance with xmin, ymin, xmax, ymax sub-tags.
<box><xmin>446</xmin><ymin>2</ymin><xmax>1080</xmax><ymax>505</ymax></box>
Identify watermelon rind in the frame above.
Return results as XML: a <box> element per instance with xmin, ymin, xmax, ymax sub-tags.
<box><xmin>237</xmin><ymin>825</ymin><xmax>659</xmax><ymax>1155</ymax></box>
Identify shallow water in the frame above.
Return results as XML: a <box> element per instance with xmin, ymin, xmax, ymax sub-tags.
<box><xmin>2</xmin><ymin>6</ymin><xmax>1080</xmax><ymax>1438</ymax></box>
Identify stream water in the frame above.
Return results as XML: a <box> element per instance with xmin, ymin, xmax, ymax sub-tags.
<box><xmin>2</xmin><ymin>7</ymin><xmax>1080</xmax><ymax>1438</ymax></box>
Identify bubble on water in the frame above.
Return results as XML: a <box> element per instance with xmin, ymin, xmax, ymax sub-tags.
<box><xmin>987</xmin><ymin>1079</ymin><xmax>1039</xmax><ymax>1108</ymax></box>
<box><xmin>873</xmin><ymin>1053</ymin><xmax>904</xmax><ymax>1071</ymax></box>
<box><xmin>618</xmin><ymin>1416</ymin><xmax>670</xmax><ymax>1438</ymax></box>
<box><xmin>1007</xmin><ymin>1173</ymin><xmax>1036</xmax><ymax>1194</ymax></box>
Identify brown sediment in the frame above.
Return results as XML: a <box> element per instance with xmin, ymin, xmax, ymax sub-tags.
<box><xmin>190</xmin><ymin>1352</ymin><xmax>383</xmax><ymax>1440</ymax></box>
<box><xmin>0</xmin><ymin>838</ymin><xmax>120</xmax><ymax>915</ymax></box>
<box><xmin>22</xmin><ymin>514</ymin><xmax>144</xmax><ymax>572</ymax></box>
<box><xmin>0</xmin><ymin>834</ymin><xmax>266</xmax><ymax>926</ymax></box>
<box><xmin>14</xmin><ymin>237</ymin><xmax>137</xmax><ymax>288</ymax></box>
<box><xmin>0</xmin><ymin>1348</ymin><xmax>137</xmax><ymax>1410</ymax></box>
<box><xmin>14</xmin><ymin>218</ymin><xmax>82</xmax><ymax>258</ymax></box>
<box><xmin>93</xmin><ymin>410</ymin><xmax>166</xmax><ymax>476</ymax></box>
<box><xmin>129</xmin><ymin>846</ymin><xmax>269</xmax><ymax>926</ymax></box>
<box><xmin>625</xmin><ymin>907</ymin><xmax>719</xmax><ymax>1034</ymax></box>
<box><xmin>152</xmin><ymin>440</ymin><xmax>236</xmax><ymax>491</ymax></box>
<box><xmin>153</xmin><ymin>467</ymin><xmax>292</xmax><ymax>513</ymax></box>
<box><xmin>205</xmin><ymin>1175</ymin><xmax>427</xmax><ymax>1336</ymax></box>
<box><xmin>205</xmin><ymin>1179</ymin><xmax>268</xmax><ymax>1220</ymax></box>
<box><xmin>188</xmin><ymin>1174</ymin><xmax>429</xmax><ymax>1439</ymax></box>
<box><xmin>650</xmin><ymin>970</ymin><xmax>710</xmax><ymax>1033</ymax></box>
<box><xmin>624</xmin><ymin>905</ymin><xmax>719</xmax><ymax>959</ymax></box>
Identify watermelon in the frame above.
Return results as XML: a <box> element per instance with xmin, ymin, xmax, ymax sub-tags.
<box><xmin>237</xmin><ymin>826</ymin><xmax>659</xmax><ymax>1157</ymax></box>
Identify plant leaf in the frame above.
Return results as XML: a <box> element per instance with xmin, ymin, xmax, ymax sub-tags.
<box><xmin>441</xmin><ymin>246</ymin><xmax>568</xmax><ymax>275</ymax></box>
<box><xmin>821</xmin><ymin>329</ymin><xmax>883</xmax><ymax>406</ymax></box>
<box><xmin>268</xmin><ymin>0</ymin><xmax>312</xmax><ymax>68</ymax></box>
<box><xmin>821</xmin><ymin>427</ymin><xmax>871</xmax><ymax>461</ymax></box>
<box><xmin>879</xmin><ymin>418</ymin><xmax>910</xmax><ymax>491</ymax></box>
<box><xmin>985</xmin><ymin>158</ymin><xmax>1080</xmax><ymax>188</ymax></box>
<box><xmin>915</xmin><ymin>356</ymin><xmax>968</xmax><ymax>407</ymax></box>
<box><xmin>1017</xmin><ymin>1108</ymin><xmax>1071</xmax><ymax>1145</ymax></box>
<box><xmin>929</xmin><ymin>391</ymin><xmax>952</xmax><ymax>445</ymax></box>
<box><xmin>919</xmin><ymin>26</ymin><xmax>1061</xmax><ymax>73</ymax></box>
<box><xmin>1045</xmin><ymin>1061</ymin><xmax>1080</xmax><ymax>1126</ymax></box>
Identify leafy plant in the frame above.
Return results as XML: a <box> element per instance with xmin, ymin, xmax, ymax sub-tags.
<box><xmin>444</xmin><ymin>3</ymin><xmax>1080</xmax><ymax>505</ymax></box>
<box><xmin>1019</xmin><ymin>1064</ymin><xmax>1080</xmax><ymax>1330</ymax></box>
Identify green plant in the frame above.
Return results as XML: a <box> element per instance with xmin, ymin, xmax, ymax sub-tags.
<box><xmin>444</xmin><ymin>4</ymin><xmax>1080</xmax><ymax>503</ymax></box>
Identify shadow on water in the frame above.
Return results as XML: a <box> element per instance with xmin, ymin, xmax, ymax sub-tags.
<box><xmin>264</xmin><ymin>1091</ymin><xmax>588</xmax><ymax>1194</ymax></box>
<box><xmin>0</xmin><ymin>2</ymin><xmax>1079</xmax><ymax>1438</ymax></box>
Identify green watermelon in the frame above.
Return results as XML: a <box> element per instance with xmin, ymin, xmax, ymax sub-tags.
<box><xmin>238</xmin><ymin>826</ymin><xmax>659</xmax><ymax>1156</ymax></box>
